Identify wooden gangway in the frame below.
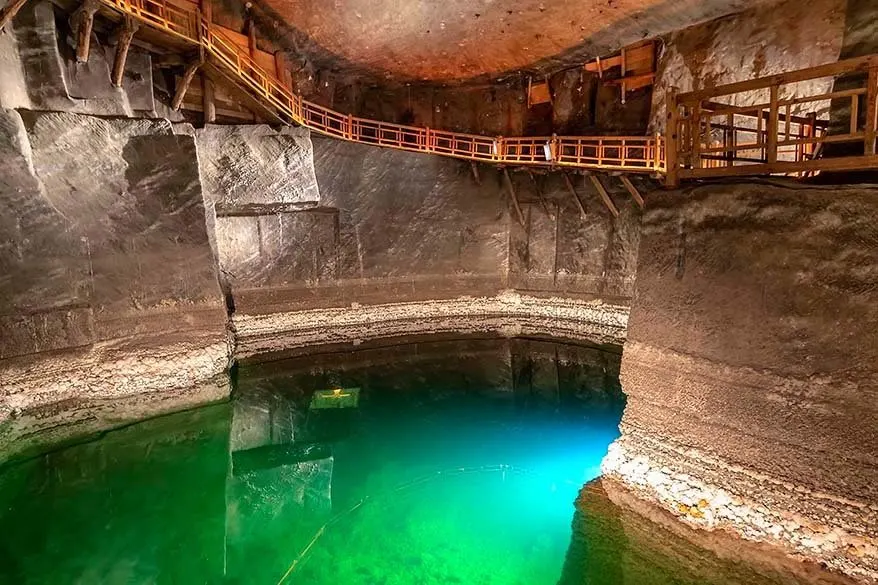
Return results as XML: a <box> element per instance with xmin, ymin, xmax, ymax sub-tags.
<box><xmin>93</xmin><ymin>0</ymin><xmax>665</xmax><ymax>174</ymax></box>
<box><xmin>5</xmin><ymin>0</ymin><xmax>877</xmax><ymax>185</ymax></box>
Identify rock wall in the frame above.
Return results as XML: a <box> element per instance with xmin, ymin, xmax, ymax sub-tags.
<box><xmin>649</xmin><ymin>0</ymin><xmax>847</xmax><ymax>132</ymax></box>
<box><xmin>602</xmin><ymin>180</ymin><xmax>878</xmax><ymax>582</ymax></box>
<box><xmin>0</xmin><ymin>110</ymin><xmax>229</xmax><ymax>461</ymax></box>
<box><xmin>213</xmin><ymin>134</ymin><xmax>642</xmax><ymax>356</ymax></box>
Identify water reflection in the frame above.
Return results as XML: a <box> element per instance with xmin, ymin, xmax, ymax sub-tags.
<box><xmin>0</xmin><ymin>337</ymin><xmax>854</xmax><ymax>585</ymax></box>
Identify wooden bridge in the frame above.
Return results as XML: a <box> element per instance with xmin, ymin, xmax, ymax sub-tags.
<box><xmin>3</xmin><ymin>0</ymin><xmax>877</xmax><ymax>187</ymax></box>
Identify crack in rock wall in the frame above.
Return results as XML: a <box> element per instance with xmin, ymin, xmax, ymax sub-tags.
<box><xmin>603</xmin><ymin>181</ymin><xmax>878</xmax><ymax>582</ymax></box>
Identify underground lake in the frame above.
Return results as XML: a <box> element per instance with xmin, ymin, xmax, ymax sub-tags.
<box><xmin>0</xmin><ymin>338</ymin><xmax>860</xmax><ymax>585</ymax></box>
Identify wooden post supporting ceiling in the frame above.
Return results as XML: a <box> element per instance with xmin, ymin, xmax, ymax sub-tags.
<box><xmin>203</xmin><ymin>76</ymin><xmax>216</xmax><ymax>124</ymax></box>
<box><xmin>503</xmin><ymin>169</ymin><xmax>526</xmax><ymax>227</ymax></box>
<box><xmin>0</xmin><ymin>0</ymin><xmax>28</xmax><ymax>32</ymax></box>
<box><xmin>73</xmin><ymin>0</ymin><xmax>101</xmax><ymax>63</ymax></box>
<box><xmin>562</xmin><ymin>173</ymin><xmax>587</xmax><ymax>220</ymax></box>
<box><xmin>619</xmin><ymin>175</ymin><xmax>644</xmax><ymax>208</ymax></box>
<box><xmin>172</xmin><ymin>58</ymin><xmax>202</xmax><ymax>111</ymax></box>
<box><xmin>111</xmin><ymin>16</ymin><xmax>138</xmax><ymax>87</ymax></box>
<box><xmin>588</xmin><ymin>173</ymin><xmax>619</xmax><ymax>218</ymax></box>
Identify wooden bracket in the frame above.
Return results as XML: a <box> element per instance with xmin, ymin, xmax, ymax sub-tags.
<box><xmin>0</xmin><ymin>0</ymin><xmax>28</xmax><ymax>32</ymax></box>
<box><xmin>72</xmin><ymin>0</ymin><xmax>101</xmax><ymax>63</ymax></box>
<box><xmin>619</xmin><ymin>175</ymin><xmax>644</xmax><ymax>208</ymax></box>
<box><xmin>563</xmin><ymin>173</ymin><xmax>587</xmax><ymax>219</ymax></box>
<box><xmin>588</xmin><ymin>174</ymin><xmax>619</xmax><ymax>218</ymax></box>
<box><xmin>172</xmin><ymin>57</ymin><xmax>203</xmax><ymax>111</ymax></box>
<box><xmin>111</xmin><ymin>16</ymin><xmax>139</xmax><ymax>87</ymax></box>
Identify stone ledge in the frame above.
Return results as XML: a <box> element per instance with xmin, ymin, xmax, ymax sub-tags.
<box><xmin>233</xmin><ymin>290</ymin><xmax>629</xmax><ymax>361</ymax></box>
<box><xmin>0</xmin><ymin>333</ymin><xmax>233</xmax><ymax>462</ymax></box>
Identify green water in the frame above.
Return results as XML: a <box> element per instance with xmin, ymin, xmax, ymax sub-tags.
<box><xmin>0</xmin><ymin>339</ymin><xmax>843</xmax><ymax>585</ymax></box>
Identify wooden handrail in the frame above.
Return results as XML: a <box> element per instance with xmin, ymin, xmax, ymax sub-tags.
<box><xmin>97</xmin><ymin>0</ymin><xmax>878</xmax><ymax>185</ymax></box>
<box><xmin>97</xmin><ymin>0</ymin><xmax>662</xmax><ymax>173</ymax></box>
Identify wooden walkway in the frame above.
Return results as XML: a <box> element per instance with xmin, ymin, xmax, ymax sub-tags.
<box><xmin>6</xmin><ymin>0</ymin><xmax>877</xmax><ymax>185</ymax></box>
<box><xmin>92</xmin><ymin>0</ymin><xmax>665</xmax><ymax>174</ymax></box>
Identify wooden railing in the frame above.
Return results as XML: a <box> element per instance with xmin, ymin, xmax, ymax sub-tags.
<box><xmin>97</xmin><ymin>0</ymin><xmax>878</xmax><ymax>184</ymax></box>
<box><xmin>666</xmin><ymin>55</ymin><xmax>878</xmax><ymax>186</ymax></box>
<box><xmin>98</xmin><ymin>0</ymin><xmax>663</xmax><ymax>173</ymax></box>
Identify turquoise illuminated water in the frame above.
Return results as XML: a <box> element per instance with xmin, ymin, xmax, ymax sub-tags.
<box><xmin>0</xmin><ymin>338</ymin><xmax>849</xmax><ymax>585</ymax></box>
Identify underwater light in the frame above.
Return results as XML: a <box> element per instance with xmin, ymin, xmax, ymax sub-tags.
<box><xmin>310</xmin><ymin>387</ymin><xmax>361</xmax><ymax>410</ymax></box>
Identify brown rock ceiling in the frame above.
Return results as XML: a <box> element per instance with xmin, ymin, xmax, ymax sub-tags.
<box><xmin>256</xmin><ymin>0</ymin><xmax>774</xmax><ymax>82</ymax></box>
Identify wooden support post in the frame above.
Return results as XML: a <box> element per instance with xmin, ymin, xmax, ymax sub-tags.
<box><xmin>619</xmin><ymin>175</ymin><xmax>644</xmax><ymax>208</ymax></box>
<box><xmin>503</xmin><ymin>168</ymin><xmax>526</xmax><ymax>227</ymax></box>
<box><xmin>111</xmin><ymin>16</ymin><xmax>138</xmax><ymax>87</ymax></box>
<box><xmin>665</xmin><ymin>89</ymin><xmax>680</xmax><ymax>188</ymax></box>
<box><xmin>588</xmin><ymin>173</ymin><xmax>619</xmax><ymax>218</ymax></box>
<box><xmin>202</xmin><ymin>75</ymin><xmax>216</xmax><ymax>124</ymax></box>
<box><xmin>865</xmin><ymin>68</ymin><xmax>877</xmax><ymax>156</ymax></box>
<box><xmin>0</xmin><ymin>0</ymin><xmax>28</xmax><ymax>32</ymax></box>
<box><xmin>767</xmin><ymin>85</ymin><xmax>779</xmax><ymax>164</ymax></box>
<box><xmin>73</xmin><ymin>0</ymin><xmax>100</xmax><ymax>63</ymax></box>
<box><xmin>562</xmin><ymin>172</ymin><xmax>587</xmax><ymax>219</ymax></box>
<box><xmin>172</xmin><ymin>59</ymin><xmax>202</xmax><ymax>111</ymax></box>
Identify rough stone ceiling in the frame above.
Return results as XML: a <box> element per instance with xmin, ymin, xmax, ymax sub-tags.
<box><xmin>256</xmin><ymin>0</ymin><xmax>772</xmax><ymax>83</ymax></box>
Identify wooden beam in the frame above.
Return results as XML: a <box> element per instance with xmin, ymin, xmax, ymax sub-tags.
<box><xmin>172</xmin><ymin>59</ymin><xmax>202</xmax><ymax>111</ymax></box>
<box><xmin>202</xmin><ymin>74</ymin><xmax>216</xmax><ymax>124</ymax></box>
<box><xmin>562</xmin><ymin>172</ymin><xmax>587</xmax><ymax>219</ymax></box>
<box><xmin>73</xmin><ymin>0</ymin><xmax>101</xmax><ymax>63</ymax></box>
<box><xmin>503</xmin><ymin>169</ymin><xmax>526</xmax><ymax>227</ymax></box>
<box><xmin>588</xmin><ymin>174</ymin><xmax>619</xmax><ymax>218</ymax></box>
<box><xmin>111</xmin><ymin>16</ymin><xmax>138</xmax><ymax>87</ymax></box>
<box><xmin>0</xmin><ymin>0</ymin><xmax>28</xmax><ymax>32</ymax></box>
<box><xmin>619</xmin><ymin>175</ymin><xmax>644</xmax><ymax>208</ymax></box>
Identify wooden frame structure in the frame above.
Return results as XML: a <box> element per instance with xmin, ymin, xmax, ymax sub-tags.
<box><xmin>92</xmin><ymin>0</ymin><xmax>664</xmax><ymax>174</ymax></box>
<box><xmin>665</xmin><ymin>55</ymin><xmax>878</xmax><ymax>186</ymax></box>
<box><xmin>15</xmin><ymin>0</ymin><xmax>878</xmax><ymax>187</ymax></box>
